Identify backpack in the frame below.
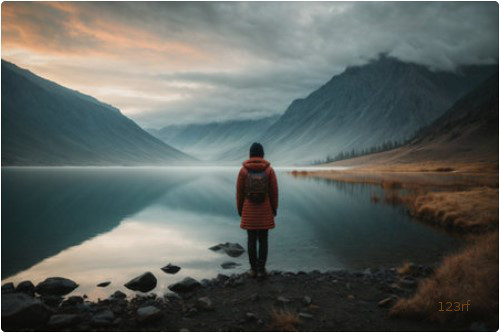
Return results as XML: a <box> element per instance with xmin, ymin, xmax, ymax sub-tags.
<box><xmin>245</xmin><ymin>168</ymin><xmax>269</xmax><ymax>203</ymax></box>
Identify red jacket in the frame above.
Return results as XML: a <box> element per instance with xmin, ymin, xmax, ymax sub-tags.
<box><xmin>236</xmin><ymin>157</ymin><xmax>279</xmax><ymax>230</ymax></box>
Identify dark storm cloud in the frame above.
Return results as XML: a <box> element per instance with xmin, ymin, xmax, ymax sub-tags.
<box><xmin>3</xmin><ymin>2</ymin><xmax>498</xmax><ymax>127</ymax></box>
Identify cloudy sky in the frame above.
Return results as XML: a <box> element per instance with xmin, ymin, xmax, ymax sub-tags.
<box><xmin>2</xmin><ymin>2</ymin><xmax>498</xmax><ymax>128</ymax></box>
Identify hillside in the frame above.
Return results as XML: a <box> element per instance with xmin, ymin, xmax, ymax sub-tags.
<box><xmin>328</xmin><ymin>73</ymin><xmax>499</xmax><ymax>170</ymax></box>
<box><xmin>258</xmin><ymin>55</ymin><xmax>497</xmax><ymax>165</ymax></box>
<box><xmin>148</xmin><ymin>116</ymin><xmax>279</xmax><ymax>161</ymax></box>
<box><xmin>1</xmin><ymin>60</ymin><xmax>194</xmax><ymax>166</ymax></box>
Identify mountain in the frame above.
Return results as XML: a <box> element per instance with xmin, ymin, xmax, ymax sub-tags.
<box><xmin>1</xmin><ymin>60</ymin><xmax>195</xmax><ymax>166</ymax></box>
<box><xmin>330</xmin><ymin>73</ymin><xmax>499</xmax><ymax>168</ymax></box>
<box><xmin>257</xmin><ymin>55</ymin><xmax>497</xmax><ymax>165</ymax></box>
<box><xmin>408</xmin><ymin>73</ymin><xmax>498</xmax><ymax>161</ymax></box>
<box><xmin>148</xmin><ymin>115</ymin><xmax>279</xmax><ymax>161</ymax></box>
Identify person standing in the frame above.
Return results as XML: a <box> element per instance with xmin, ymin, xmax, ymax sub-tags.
<box><xmin>236</xmin><ymin>142</ymin><xmax>279</xmax><ymax>279</ymax></box>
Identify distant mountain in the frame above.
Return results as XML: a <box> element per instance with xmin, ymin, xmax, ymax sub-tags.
<box><xmin>330</xmin><ymin>73</ymin><xmax>499</xmax><ymax>167</ymax></box>
<box><xmin>2</xmin><ymin>60</ymin><xmax>195</xmax><ymax>166</ymax></box>
<box><xmin>148</xmin><ymin>115</ymin><xmax>279</xmax><ymax>161</ymax></box>
<box><xmin>257</xmin><ymin>55</ymin><xmax>497</xmax><ymax>164</ymax></box>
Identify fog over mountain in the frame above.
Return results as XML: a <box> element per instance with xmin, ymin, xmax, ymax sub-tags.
<box><xmin>1</xmin><ymin>60</ymin><xmax>195</xmax><ymax>166</ymax></box>
<box><xmin>155</xmin><ymin>56</ymin><xmax>496</xmax><ymax>165</ymax></box>
<box><xmin>3</xmin><ymin>2</ymin><xmax>497</xmax><ymax>127</ymax></box>
<box><xmin>255</xmin><ymin>56</ymin><xmax>497</xmax><ymax>164</ymax></box>
<box><xmin>148</xmin><ymin>116</ymin><xmax>278</xmax><ymax>162</ymax></box>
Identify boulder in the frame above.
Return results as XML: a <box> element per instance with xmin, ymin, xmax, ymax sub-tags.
<box><xmin>47</xmin><ymin>314</ymin><xmax>80</xmax><ymax>329</ymax></box>
<box><xmin>209</xmin><ymin>242</ymin><xmax>245</xmax><ymax>257</ymax></box>
<box><xmin>15</xmin><ymin>281</ymin><xmax>35</xmax><ymax>296</ymax></box>
<box><xmin>124</xmin><ymin>272</ymin><xmax>157</xmax><ymax>292</ymax></box>
<box><xmin>161</xmin><ymin>263</ymin><xmax>181</xmax><ymax>274</ymax></box>
<box><xmin>137</xmin><ymin>306</ymin><xmax>162</xmax><ymax>323</ymax></box>
<box><xmin>2</xmin><ymin>293</ymin><xmax>51</xmax><ymax>329</ymax></box>
<box><xmin>221</xmin><ymin>261</ymin><xmax>241</xmax><ymax>269</ymax></box>
<box><xmin>35</xmin><ymin>277</ymin><xmax>78</xmax><ymax>296</ymax></box>
<box><xmin>97</xmin><ymin>281</ymin><xmax>111</xmax><ymax>287</ymax></box>
<box><xmin>168</xmin><ymin>277</ymin><xmax>201</xmax><ymax>293</ymax></box>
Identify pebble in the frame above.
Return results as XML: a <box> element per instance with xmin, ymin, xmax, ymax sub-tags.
<box><xmin>299</xmin><ymin>312</ymin><xmax>314</xmax><ymax>319</ymax></box>
<box><xmin>97</xmin><ymin>281</ymin><xmax>111</xmax><ymax>287</ymax></box>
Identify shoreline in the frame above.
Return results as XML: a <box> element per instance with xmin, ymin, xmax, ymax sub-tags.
<box><xmin>4</xmin><ymin>265</ymin><xmax>481</xmax><ymax>332</ymax></box>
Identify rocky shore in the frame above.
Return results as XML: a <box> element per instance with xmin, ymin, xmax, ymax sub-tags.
<box><xmin>3</xmin><ymin>263</ymin><xmax>488</xmax><ymax>332</ymax></box>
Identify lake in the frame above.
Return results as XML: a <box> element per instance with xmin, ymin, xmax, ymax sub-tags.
<box><xmin>1</xmin><ymin>167</ymin><xmax>462</xmax><ymax>300</ymax></box>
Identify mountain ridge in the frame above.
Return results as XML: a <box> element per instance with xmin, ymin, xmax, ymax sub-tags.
<box><xmin>2</xmin><ymin>60</ymin><xmax>195</xmax><ymax>166</ymax></box>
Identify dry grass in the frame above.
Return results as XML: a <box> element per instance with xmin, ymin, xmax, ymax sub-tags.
<box><xmin>390</xmin><ymin>232</ymin><xmax>499</xmax><ymax>324</ymax></box>
<box><xmin>408</xmin><ymin>187</ymin><xmax>499</xmax><ymax>232</ymax></box>
<box><xmin>291</xmin><ymin>170</ymin><xmax>498</xmax><ymax>232</ymax></box>
<box><xmin>268</xmin><ymin>308</ymin><xmax>301</xmax><ymax>331</ymax></box>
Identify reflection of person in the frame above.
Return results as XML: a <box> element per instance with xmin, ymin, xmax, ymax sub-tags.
<box><xmin>236</xmin><ymin>142</ymin><xmax>279</xmax><ymax>279</ymax></box>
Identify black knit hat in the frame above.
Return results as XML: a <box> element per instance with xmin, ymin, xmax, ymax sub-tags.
<box><xmin>249</xmin><ymin>142</ymin><xmax>264</xmax><ymax>158</ymax></box>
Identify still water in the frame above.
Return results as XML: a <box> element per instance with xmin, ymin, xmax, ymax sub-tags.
<box><xmin>2</xmin><ymin>167</ymin><xmax>462</xmax><ymax>299</ymax></box>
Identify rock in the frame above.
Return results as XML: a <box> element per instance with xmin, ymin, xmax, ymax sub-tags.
<box><xmin>378</xmin><ymin>296</ymin><xmax>397</xmax><ymax>308</ymax></box>
<box><xmin>124</xmin><ymin>272</ymin><xmax>157</xmax><ymax>292</ymax></box>
<box><xmin>196</xmin><ymin>297</ymin><xmax>213</xmax><ymax>311</ymax></box>
<box><xmin>363</xmin><ymin>268</ymin><xmax>372</xmax><ymax>276</ymax></box>
<box><xmin>217</xmin><ymin>273</ymin><xmax>229</xmax><ymax>281</ymax></box>
<box><xmin>15</xmin><ymin>281</ymin><xmax>35</xmax><ymax>296</ymax></box>
<box><xmin>97</xmin><ymin>281</ymin><xmax>111</xmax><ymax>287</ymax></box>
<box><xmin>2</xmin><ymin>282</ymin><xmax>15</xmax><ymax>294</ymax></box>
<box><xmin>221</xmin><ymin>261</ymin><xmax>241</xmax><ymax>269</ymax></box>
<box><xmin>2</xmin><ymin>293</ymin><xmax>51</xmax><ymax>329</ymax></box>
<box><xmin>232</xmin><ymin>277</ymin><xmax>245</xmax><ymax>286</ymax></box>
<box><xmin>245</xmin><ymin>312</ymin><xmax>257</xmax><ymax>321</ymax></box>
<box><xmin>41</xmin><ymin>295</ymin><xmax>63</xmax><ymax>307</ymax></box>
<box><xmin>168</xmin><ymin>277</ymin><xmax>201</xmax><ymax>293</ymax></box>
<box><xmin>277</xmin><ymin>296</ymin><xmax>291</xmax><ymax>304</ymax></box>
<box><xmin>250</xmin><ymin>294</ymin><xmax>259</xmax><ymax>302</ymax></box>
<box><xmin>345</xmin><ymin>282</ymin><xmax>351</xmax><ymax>290</ymax></box>
<box><xmin>136</xmin><ymin>305</ymin><xmax>162</xmax><ymax>323</ymax></box>
<box><xmin>161</xmin><ymin>263</ymin><xmax>181</xmax><ymax>274</ymax></box>
<box><xmin>35</xmin><ymin>277</ymin><xmax>78</xmax><ymax>296</ymax></box>
<box><xmin>400</xmin><ymin>277</ymin><xmax>417</xmax><ymax>288</ymax></box>
<box><xmin>48</xmin><ymin>314</ymin><xmax>80</xmax><ymax>329</ymax></box>
<box><xmin>303</xmin><ymin>296</ymin><xmax>312</xmax><ymax>305</ymax></box>
<box><xmin>299</xmin><ymin>312</ymin><xmax>314</xmax><ymax>319</ymax></box>
<box><xmin>347</xmin><ymin>294</ymin><xmax>355</xmax><ymax>300</ymax></box>
<box><xmin>62</xmin><ymin>295</ymin><xmax>84</xmax><ymax>307</ymax></box>
<box><xmin>109</xmin><ymin>290</ymin><xmax>127</xmax><ymax>300</ymax></box>
<box><xmin>164</xmin><ymin>292</ymin><xmax>182</xmax><ymax>301</ymax></box>
<box><xmin>200</xmin><ymin>279</ymin><xmax>211</xmax><ymax>287</ymax></box>
<box><xmin>209</xmin><ymin>242</ymin><xmax>245</xmax><ymax>257</ymax></box>
<box><xmin>91</xmin><ymin>309</ymin><xmax>114</xmax><ymax>326</ymax></box>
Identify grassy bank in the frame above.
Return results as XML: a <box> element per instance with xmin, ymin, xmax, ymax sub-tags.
<box><xmin>290</xmin><ymin>166</ymin><xmax>499</xmax><ymax>326</ymax></box>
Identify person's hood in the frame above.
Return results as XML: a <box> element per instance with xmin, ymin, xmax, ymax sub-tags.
<box><xmin>243</xmin><ymin>157</ymin><xmax>271</xmax><ymax>171</ymax></box>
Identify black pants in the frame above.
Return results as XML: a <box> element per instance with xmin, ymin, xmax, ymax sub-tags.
<box><xmin>247</xmin><ymin>230</ymin><xmax>268</xmax><ymax>270</ymax></box>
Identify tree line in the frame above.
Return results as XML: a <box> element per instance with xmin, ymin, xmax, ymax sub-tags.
<box><xmin>311</xmin><ymin>139</ymin><xmax>409</xmax><ymax>165</ymax></box>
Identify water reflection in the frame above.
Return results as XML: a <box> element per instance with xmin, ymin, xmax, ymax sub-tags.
<box><xmin>2</xmin><ymin>167</ymin><xmax>462</xmax><ymax>299</ymax></box>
